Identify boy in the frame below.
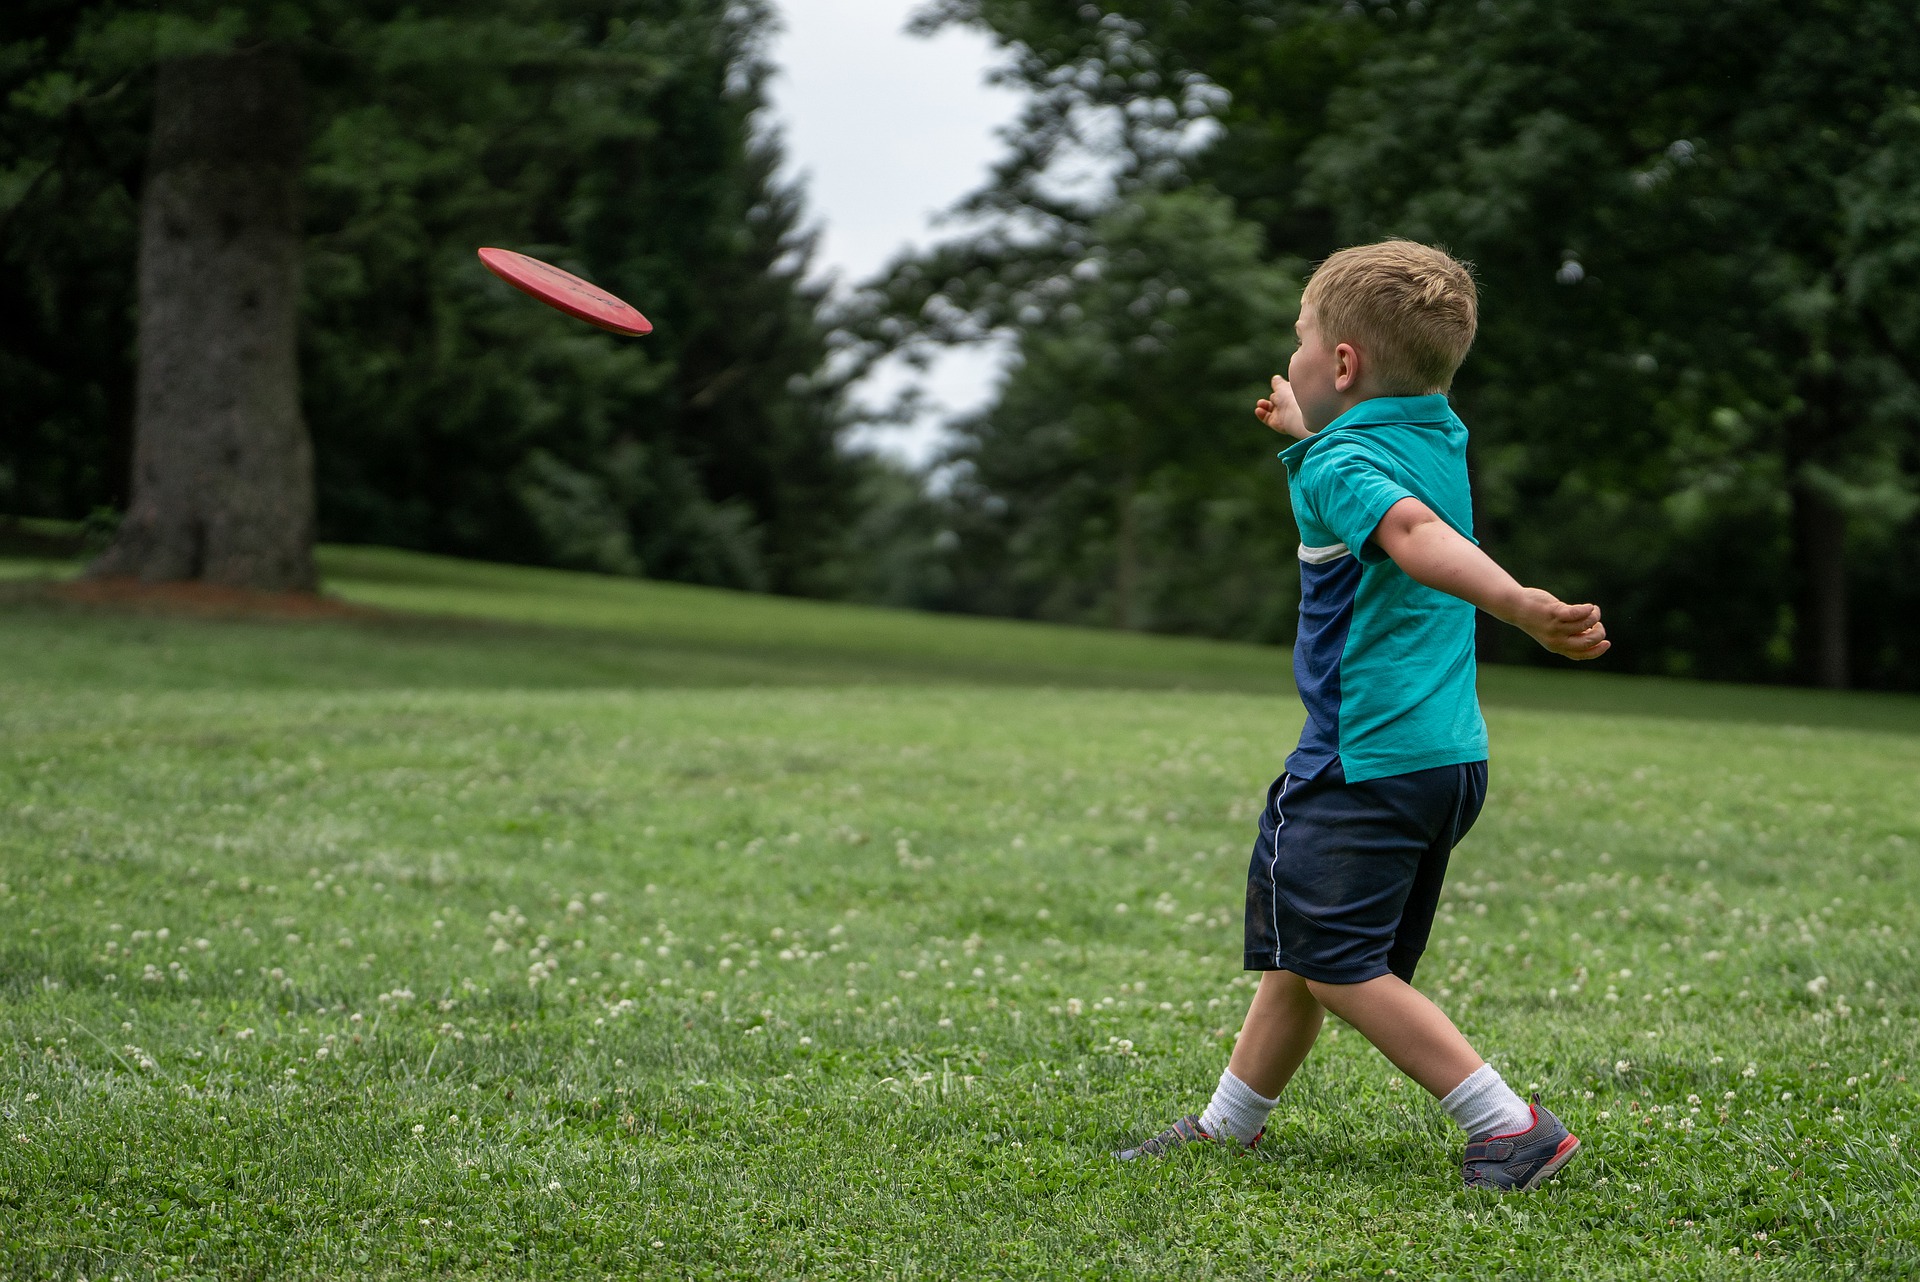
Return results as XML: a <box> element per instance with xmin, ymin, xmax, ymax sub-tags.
<box><xmin>1117</xmin><ymin>241</ymin><xmax>1608</xmax><ymax>1190</ymax></box>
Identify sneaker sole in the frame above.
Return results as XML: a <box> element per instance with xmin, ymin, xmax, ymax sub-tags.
<box><xmin>1517</xmin><ymin>1133</ymin><xmax>1581</xmax><ymax>1191</ymax></box>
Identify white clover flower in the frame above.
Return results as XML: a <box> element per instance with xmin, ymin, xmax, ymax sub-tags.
<box><xmin>413</xmin><ymin>1124</ymin><xmax>426</xmax><ymax>1135</ymax></box>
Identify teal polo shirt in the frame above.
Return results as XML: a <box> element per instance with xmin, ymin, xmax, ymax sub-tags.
<box><xmin>1278</xmin><ymin>394</ymin><xmax>1488</xmax><ymax>783</ymax></box>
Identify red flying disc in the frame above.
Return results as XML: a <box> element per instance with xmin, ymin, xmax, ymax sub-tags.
<box><xmin>477</xmin><ymin>247</ymin><xmax>653</xmax><ymax>337</ymax></box>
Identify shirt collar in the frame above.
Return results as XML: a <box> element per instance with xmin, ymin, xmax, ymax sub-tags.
<box><xmin>1278</xmin><ymin>394</ymin><xmax>1456</xmax><ymax>467</ymax></box>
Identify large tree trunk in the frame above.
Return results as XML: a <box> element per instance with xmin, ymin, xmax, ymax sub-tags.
<box><xmin>1790</xmin><ymin>479</ymin><xmax>1849</xmax><ymax>689</ymax></box>
<box><xmin>91</xmin><ymin>49</ymin><xmax>315</xmax><ymax>590</ymax></box>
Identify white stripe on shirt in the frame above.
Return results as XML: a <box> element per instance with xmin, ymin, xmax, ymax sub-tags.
<box><xmin>1297</xmin><ymin>541</ymin><xmax>1352</xmax><ymax>565</ymax></box>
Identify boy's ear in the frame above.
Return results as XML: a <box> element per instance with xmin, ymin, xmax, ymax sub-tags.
<box><xmin>1333</xmin><ymin>341</ymin><xmax>1362</xmax><ymax>392</ymax></box>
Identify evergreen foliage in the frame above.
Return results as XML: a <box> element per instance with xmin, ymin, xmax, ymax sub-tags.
<box><xmin>0</xmin><ymin>0</ymin><xmax>855</xmax><ymax>593</ymax></box>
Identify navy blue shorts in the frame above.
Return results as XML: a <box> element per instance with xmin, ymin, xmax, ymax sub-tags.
<box><xmin>1243</xmin><ymin>759</ymin><xmax>1487</xmax><ymax>984</ymax></box>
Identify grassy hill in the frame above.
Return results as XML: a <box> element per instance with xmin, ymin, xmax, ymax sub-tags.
<box><xmin>3</xmin><ymin>543</ymin><xmax>1917</xmax><ymax>1278</ymax></box>
<box><xmin>7</xmin><ymin>540</ymin><xmax>1918</xmax><ymax>734</ymax></box>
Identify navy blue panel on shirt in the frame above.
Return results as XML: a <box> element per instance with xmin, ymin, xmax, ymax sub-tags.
<box><xmin>1288</xmin><ymin>546</ymin><xmax>1360</xmax><ymax>780</ymax></box>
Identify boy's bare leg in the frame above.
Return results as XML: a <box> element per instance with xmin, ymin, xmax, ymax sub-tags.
<box><xmin>1227</xmin><ymin>970</ymin><xmax>1326</xmax><ymax>1098</ymax></box>
<box><xmin>1123</xmin><ymin>969</ymin><xmax>1535</xmax><ymax>1158</ymax></box>
<box><xmin>1303</xmin><ymin>973</ymin><xmax>1482</xmax><ymax>1098</ymax></box>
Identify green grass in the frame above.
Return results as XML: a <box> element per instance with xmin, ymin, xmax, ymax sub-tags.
<box><xmin>3</xmin><ymin>548</ymin><xmax>1917</xmax><ymax>1279</ymax></box>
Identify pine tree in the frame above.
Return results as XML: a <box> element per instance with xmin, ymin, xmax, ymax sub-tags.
<box><xmin>0</xmin><ymin>0</ymin><xmax>854</xmax><ymax>594</ymax></box>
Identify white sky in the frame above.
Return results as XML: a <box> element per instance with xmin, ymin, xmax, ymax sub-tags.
<box><xmin>766</xmin><ymin>0</ymin><xmax>1025</xmax><ymax>466</ymax></box>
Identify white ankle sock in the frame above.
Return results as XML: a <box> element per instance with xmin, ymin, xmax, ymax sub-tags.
<box><xmin>1440</xmin><ymin>1063</ymin><xmax>1534</xmax><ymax>1139</ymax></box>
<box><xmin>1198</xmin><ymin>1068</ymin><xmax>1278</xmax><ymax>1145</ymax></box>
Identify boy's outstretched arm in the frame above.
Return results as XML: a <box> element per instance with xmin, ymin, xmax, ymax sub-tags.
<box><xmin>1371</xmin><ymin>497</ymin><xmax>1610</xmax><ymax>660</ymax></box>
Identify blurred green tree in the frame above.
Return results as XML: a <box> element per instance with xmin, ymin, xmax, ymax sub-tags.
<box><xmin>840</xmin><ymin>4</ymin><xmax>1342</xmax><ymax>637</ymax></box>
<box><xmin>938</xmin><ymin>189</ymin><xmax>1299</xmax><ymax>637</ymax></box>
<box><xmin>1280</xmin><ymin>0</ymin><xmax>1920</xmax><ymax>690</ymax></box>
<box><xmin>899</xmin><ymin>0</ymin><xmax>1920</xmax><ymax>689</ymax></box>
<box><xmin>0</xmin><ymin>0</ymin><xmax>854</xmax><ymax>592</ymax></box>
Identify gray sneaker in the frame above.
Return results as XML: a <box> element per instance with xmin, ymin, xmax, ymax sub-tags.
<box><xmin>1115</xmin><ymin>1114</ymin><xmax>1262</xmax><ymax>1161</ymax></box>
<box><xmin>1462</xmin><ymin>1097</ymin><xmax>1581</xmax><ymax>1191</ymax></box>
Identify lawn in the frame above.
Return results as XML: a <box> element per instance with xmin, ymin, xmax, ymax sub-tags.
<box><xmin>2</xmin><ymin>548</ymin><xmax>1917</xmax><ymax>1279</ymax></box>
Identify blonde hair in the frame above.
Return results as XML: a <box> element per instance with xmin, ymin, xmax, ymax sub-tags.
<box><xmin>1301</xmin><ymin>240</ymin><xmax>1478</xmax><ymax>394</ymax></box>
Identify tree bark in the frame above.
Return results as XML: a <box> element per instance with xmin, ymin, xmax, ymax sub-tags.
<box><xmin>91</xmin><ymin>49</ymin><xmax>315</xmax><ymax>590</ymax></box>
<box><xmin>1790</xmin><ymin>479</ymin><xmax>1849</xmax><ymax>689</ymax></box>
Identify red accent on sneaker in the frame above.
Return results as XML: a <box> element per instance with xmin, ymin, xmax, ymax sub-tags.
<box><xmin>1483</xmin><ymin>1103</ymin><xmax>1542</xmax><ymax>1142</ymax></box>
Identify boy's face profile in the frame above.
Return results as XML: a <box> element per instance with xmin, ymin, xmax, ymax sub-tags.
<box><xmin>1289</xmin><ymin>303</ymin><xmax>1366</xmax><ymax>434</ymax></box>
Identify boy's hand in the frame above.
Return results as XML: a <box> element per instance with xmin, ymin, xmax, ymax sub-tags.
<box><xmin>1256</xmin><ymin>375</ymin><xmax>1311</xmax><ymax>440</ymax></box>
<box><xmin>1508</xmin><ymin>589</ymin><xmax>1610</xmax><ymax>660</ymax></box>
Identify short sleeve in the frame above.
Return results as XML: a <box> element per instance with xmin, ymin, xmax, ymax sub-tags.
<box><xmin>1296</xmin><ymin>438</ymin><xmax>1415</xmax><ymax>561</ymax></box>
